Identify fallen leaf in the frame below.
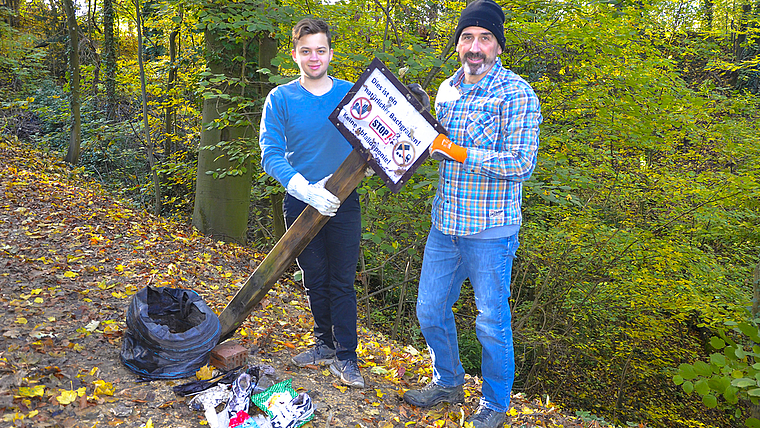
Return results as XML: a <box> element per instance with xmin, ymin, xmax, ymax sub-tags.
<box><xmin>370</xmin><ymin>366</ymin><xmax>391</xmax><ymax>375</ymax></box>
<box><xmin>85</xmin><ymin>320</ymin><xmax>100</xmax><ymax>332</ymax></box>
<box><xmin>93</xmin><ymin>380</ymin><xmax>114</xmax><ymax>396</ymax></box>
<box><xmin>196</xmin><ymin>365</ymin><xmax>213</xmax><ymax>380</ymax></box>
<box><xmin>56</xmin><ymin>389</ymin><xmax>78</xmax><ymax>405</ymax></box>
<box><xmin>18</xmin><ymin>385</ymin><xmax>45</xmax><ymax>398</ymax></box>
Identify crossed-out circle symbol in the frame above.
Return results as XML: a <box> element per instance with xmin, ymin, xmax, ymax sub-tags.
<box><xmin>392</xmin><ymin>141</ymin><xmax>415</xmax><ymax>167</ymax></box>
<box><xmin>350</xmin><ymin>97</ymin><xmax>372</xmax><ymax>120</ymax></box>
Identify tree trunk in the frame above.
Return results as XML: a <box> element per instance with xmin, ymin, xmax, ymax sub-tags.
<box><xmin>257</xmin><ymin>34</ymin><xmax>285</xmax><ymax>240</ymax></box>
<box><xmin>735</xmin><ymin>2</ymin><xmax>752</xmax><ymax>61</ymax></box>
<box><xmin>62</xmin><ymin>0</ymin><xmax>81</xmax><ymax>165</ymax></box>
<box><xmin>192</xmin><ymin>31</ymin><xmax>253</xmax><ymax>244</ymax></box>
<box><xmin>164</xmin><ymin>22</ymin><xmax>180</xmax><ymax>154</ymax></box>
<box><xmin>103</xmin><ymin>0</ymin><xmax>116</xmax><ymax>120</ymax></box>
<box><xmin>135</xmin><ymin>0</ymin><xmax>161</xmax><ymax>216</ymax></box>
<box><xmin>701</xmin><ymin>0</ymin><xmax>714</xmax><ymax>31</ymax></box>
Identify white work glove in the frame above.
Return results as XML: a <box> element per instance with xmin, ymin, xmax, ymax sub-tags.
<box><xmin>286</xmin><ymin>173</ymin><xmax>340</xmax><ymax>217</ymax></box>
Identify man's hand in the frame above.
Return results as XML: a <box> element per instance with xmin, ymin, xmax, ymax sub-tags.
<box><xmin>407</xmin><ymin>83</ymin><xmax>431</xmax><ymax>112</ymax></box>
<box><xmin>286</xmin><ymin>173</ymin><xmax>340</xmax><ymax>216</ymax></box>
<box><xmin>430</xmin><ymin>134</ymin><xmax>467</xmax><ymax>163</ymax></box>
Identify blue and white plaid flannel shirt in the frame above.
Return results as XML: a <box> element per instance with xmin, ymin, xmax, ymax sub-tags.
<box><xmin>432</xmin><ymin>59</ymin><xmax>542</xmax><ymax>236</ymax></box>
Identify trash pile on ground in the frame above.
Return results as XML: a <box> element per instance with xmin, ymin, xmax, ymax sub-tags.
<box><xmin>178</xmin><ymin>365</ymin><xmax>314</xmax><ymax>428</ymax></box>
<box><xmin>119</xmin><ymin>286</ymin><xmax>315</xmax><ymax>428</ymax></box>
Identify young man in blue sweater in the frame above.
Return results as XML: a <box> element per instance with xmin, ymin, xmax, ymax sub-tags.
<box><xmin>258</xmin><ymin>18</ymin><xmax>364</xmax><ymax>388</ymax></box>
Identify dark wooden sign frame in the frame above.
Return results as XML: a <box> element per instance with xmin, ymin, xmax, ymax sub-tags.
<box><xmin>329</xmin><ymin>58</ymin><xmax>448</xmax><ymax>193</ymax></box>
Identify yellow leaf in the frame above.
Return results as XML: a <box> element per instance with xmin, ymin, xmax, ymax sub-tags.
<box><xmin>102</xmin><ymin>324</ymin><xmax>120</xmax><ymax>334</ymax></box>
<box><xmin>93</xmin><ymin>380</ymin><xmax>114</xmax><ymax>396</ymax></box>
<box><xmin>56</xmin><ymin>389</ymin><xmax>78</xmax><ymax>405</ymax></box>
<box><xmin>507</xmin><ymin>408</ymin><xmax>518</xmax><ymax>416</ymax></box>
<box><xmin>15</xmin><ymin>317</ymin><xmax>27</xmax><ymax>324</ymax></box>
<box><xmin>375</xmin><ymin>388</ymin><xmax>385</xmax><ymax>398</ymax></box>
<box><xmin>196</xmin><ymin>365</ymin><xmax>213</xmax><ymax>380</ymax></box>
<box><xmin>30</xmin><ymin>288</ymin><xmax>42</xmax><ymax>295</ymax></box>
<box><xmin>77</xmin><ymin>387</ymin><xmax>86</xmax><ymax>397</ymax></box>
<box><xmin>63</xmin><ymin>271</ymin><xmax>78</xmax><ymax>278</ymax></box>
<box><xmin>26</xmin><ymin>410</ymin><xmax>38</xmax><ymax>418</ymax></box>
<box><xmin>18</xmin><ymin>385</ymin><xmax>45</xmax><ymax>398</ymax></box>
<box><xmin>142</xmin><ymin>418</ymin><xmax>153</xmax><ymax>428</ymax></box>
<box><xmin>34</xmin><ymin>297</ymin><xmax>43</xmax><ymax>304</ymax></box>
<box><xmin>334</xmin><ymin>384</ymin><xmax>348</xmax><ymax>393</ymax></box>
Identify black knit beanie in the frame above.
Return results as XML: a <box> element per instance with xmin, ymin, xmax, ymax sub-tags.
<box><xmin>454</xmin><ymin>0</ymin><xmax>506</xmax><ymax>51</ymax></box>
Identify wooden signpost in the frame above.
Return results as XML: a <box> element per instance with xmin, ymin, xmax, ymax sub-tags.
<box><xmin>217</xmin><ymin>59</ymin><xmax>447</xmax><ymax>342</ymax></box>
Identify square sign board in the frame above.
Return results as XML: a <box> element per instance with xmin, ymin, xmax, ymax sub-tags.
<box><xmin>329</xmin><ymin>58</ymin><xmax>448</xmax><ymax>193</ymax></box>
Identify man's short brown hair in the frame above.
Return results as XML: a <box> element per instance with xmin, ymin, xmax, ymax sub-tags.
<box><xmin>292</xmin><ymin>18</ymin><xmax>331</xmax><ymax>49</ymax></box>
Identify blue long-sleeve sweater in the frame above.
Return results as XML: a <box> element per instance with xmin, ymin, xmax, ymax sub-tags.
<box><xmin>259</xmin><ymin>77</ymin><xmax>353</xmax><ymax>187</ymax></box>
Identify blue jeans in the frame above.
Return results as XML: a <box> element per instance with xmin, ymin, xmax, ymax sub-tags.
<box><xmin>284</xmin><ymin>190</ymin><xmax>361</xmax><ymax>362</ymax></box>
<box><xmin>416</xmin><ymin>226</ymin><xmax>518</xmax><ymax>412</ymax></box>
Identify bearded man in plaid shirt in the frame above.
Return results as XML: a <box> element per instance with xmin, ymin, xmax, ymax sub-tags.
<box><xmin>402</xmin><ymin>1</ymin><xmax>542</xmax><ymax>427</ymax></box>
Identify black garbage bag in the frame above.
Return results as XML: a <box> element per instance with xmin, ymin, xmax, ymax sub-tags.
<box><xmin>120</xmin><ymin>286</ymin><xmax>221</xmax><ymax>380</ymax></box>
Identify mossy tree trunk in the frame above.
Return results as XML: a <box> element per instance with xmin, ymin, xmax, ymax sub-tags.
<box><xmin>257</xmin><ymin>34</ymin><xmax>286</xmax><ymax>240</ymax></box>
<box><xmin>103</xmin><ymin>0</ymin><xmax>117</xmax><ymax>121</ymax></box>
<box><xmin>191</xmin><ymin>30</ymin><xmax>253</xmax><ymax>245</ymax></box>
<box><xmin>62</xmin><ymin>0</ymin><xmax>81</xmax><ymax>165</ymax></box>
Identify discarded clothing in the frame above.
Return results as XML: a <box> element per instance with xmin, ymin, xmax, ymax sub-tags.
<box><xmin>173</xmin><ymin>370</ymin><xmax>238</xmax><ymax>397</ymax></box>
<box><xmin>251</xmin><ymin>380</ymin><xmax>314</xmax><ymax>428</ymax></box>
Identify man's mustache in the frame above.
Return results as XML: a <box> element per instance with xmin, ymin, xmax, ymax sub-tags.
<box><xmin>463</xmin><ymin>52</ymin><xmax>486</xmax><ymax>62</ymax></box>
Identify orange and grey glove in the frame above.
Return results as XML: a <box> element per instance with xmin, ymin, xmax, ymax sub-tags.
<box><xmin>430</xmin><ymin>134</ymin><xmax>467</xmax><ymax>163</ymax></box>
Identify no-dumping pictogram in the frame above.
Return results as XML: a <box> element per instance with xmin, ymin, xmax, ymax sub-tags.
<box><xmin>392</xmin><ymin>141</ymin><xmax>415</xmax><ymax>167</ymax></box>
<box><xmin>350</xmin><ymin>97</ymin><xmax>372</xmax><ymax>120</ymax></box>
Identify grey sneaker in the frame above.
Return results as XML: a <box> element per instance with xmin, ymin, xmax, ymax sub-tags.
<box><xmin>329</xmin><ymin>359</ymin><xmax>365</xmax><ymax>388</ymax></box>
<box><xmin>466</xmin><ymin>404</ymin><xmax>507</xmax><ymax>428</ymax></box>
<box><xmin>291</xmin><ymin>343</ymin><xmax>336</xmax><ymax>367</ymax></box>
<box><xmin>403</xmin><ymin>382</ymin><xmax>464</xmax><ymax>407</ymax></box>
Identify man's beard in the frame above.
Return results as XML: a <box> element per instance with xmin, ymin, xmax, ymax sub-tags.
<box><xmin>461</xmin><ymin>52</ymin><xmax>496</xmax><ymax>76</ymax></box>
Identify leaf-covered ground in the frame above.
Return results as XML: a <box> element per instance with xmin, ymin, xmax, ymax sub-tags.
<box><xmin>0</xmin><ymin>137</ymin><xmax>611</xmax><ymax>427</ymax></box>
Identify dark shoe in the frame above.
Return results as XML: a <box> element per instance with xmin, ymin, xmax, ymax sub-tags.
<box><xmin>329</xmin><ymin>359</ymin><xmax>365</xmax><ymax>388</ymax></box>
<box><xmin>403</xmin><ymin>382</ymin><xmax>464</xmax><ymax>407</ymax></box>
<box><xmin>291</xmin><ymin>342</ymin><xmax>336</xmax><ymax>367</ymax></box>
<box><xmin>466</xmin><ymin>404</ymin><xmax>507</xmax><ymax>428</ymax></box>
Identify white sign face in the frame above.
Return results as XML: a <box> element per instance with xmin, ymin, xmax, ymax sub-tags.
<box><xmin>333</xmin><ymin>67</ymin><xmax>440</xmax><ymax>186</ymax></box>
